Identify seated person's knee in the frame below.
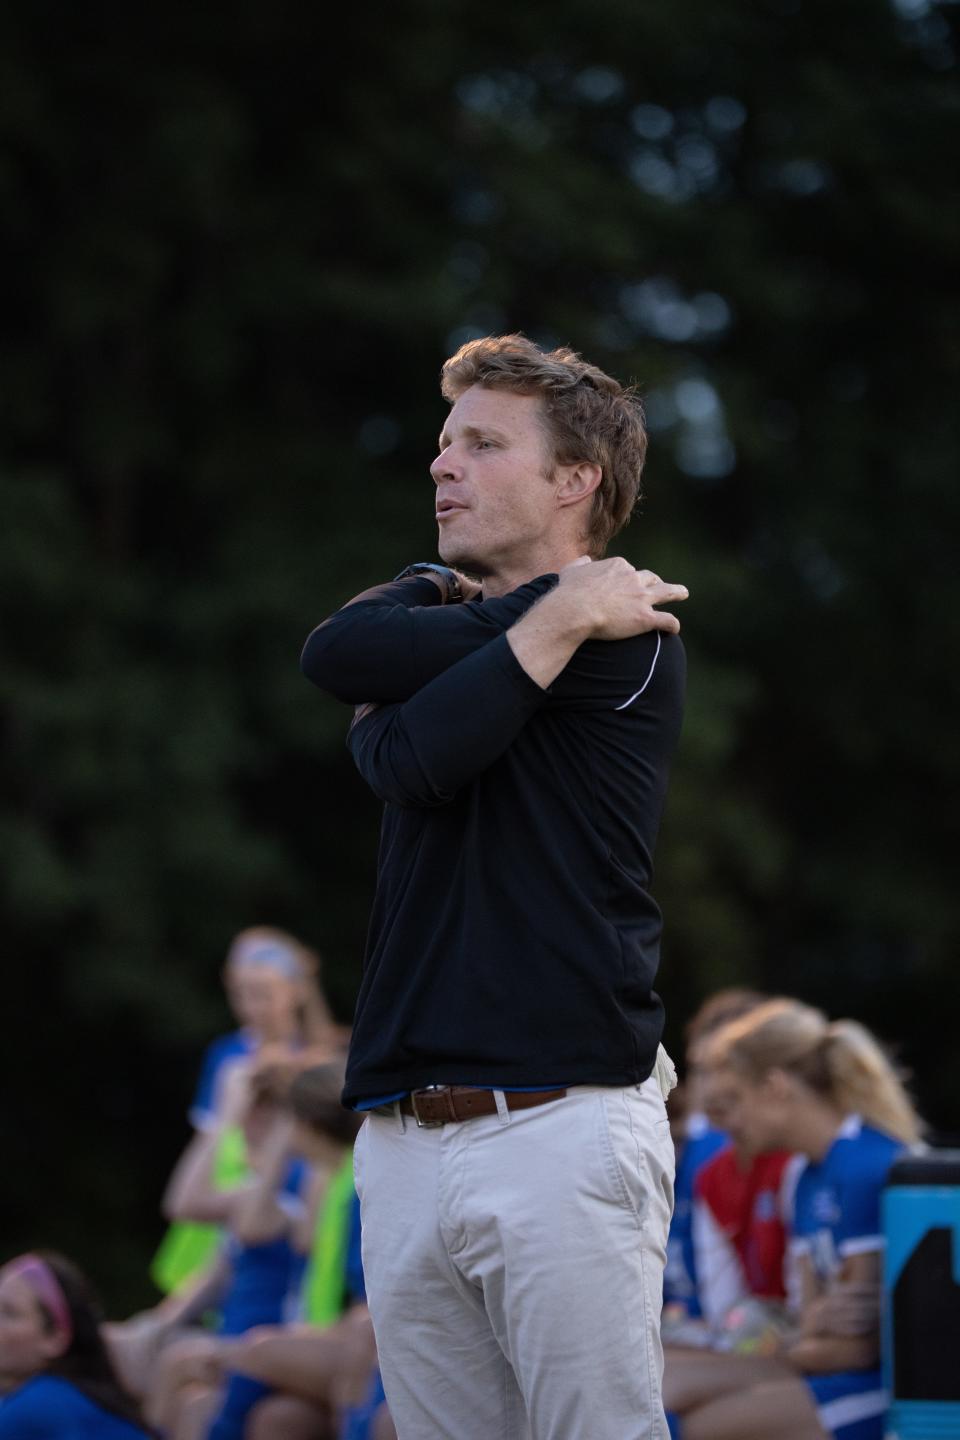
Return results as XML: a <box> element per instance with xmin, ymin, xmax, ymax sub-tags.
<box><xmin>247</xmin><ymin>1393</ymin><xmax>329</xmax><ymax>1440</ymax></box>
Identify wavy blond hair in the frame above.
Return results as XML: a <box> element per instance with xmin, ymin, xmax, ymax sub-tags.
<box><xmin>703</xmin><ymin>998</ymin><xmax>923</xmax><ymax>1146</ymax></box>
<box><xmin>441</xmin><ymin>333</ymin><xmax>648</xmax><ymax>557</ymax></box>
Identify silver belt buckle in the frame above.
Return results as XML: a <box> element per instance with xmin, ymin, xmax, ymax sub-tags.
<box><xmin>411</xmin><ymin>1084</ymin><xmax>446</xmax><ymax>1128</ymax></box>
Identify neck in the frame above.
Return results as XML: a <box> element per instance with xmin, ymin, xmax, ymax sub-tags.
<box><xmin>792</xmin><ymin>1101</ymin><xmax>849</xmax><ymax>1163</ymax></box>
<box><xmin>479</xmin><ymin>539</ymin><xmax>591</xmax><ymax>598</ymax></box>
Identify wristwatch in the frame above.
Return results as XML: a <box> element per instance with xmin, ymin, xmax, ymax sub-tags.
<box><xmin>393</xmin><ymin>562</ymin><xmax>464</xmax><ymax>603</ymax></box>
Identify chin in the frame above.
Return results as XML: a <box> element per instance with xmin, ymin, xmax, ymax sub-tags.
<box><xmin>439</xmin><ymin>544</ymin><xmax>490</xmax><ymax>579</ymax></box>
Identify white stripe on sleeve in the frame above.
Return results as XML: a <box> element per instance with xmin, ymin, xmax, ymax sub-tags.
<box><xmin>614</xmin><ymin>633</ymin><xmax>662</xmax><ymax>710</ymax></box>
<box><xmin>838</xmin><ymin>1235</ymin><xmax>885</xmax><ymax>1257</ymax></box>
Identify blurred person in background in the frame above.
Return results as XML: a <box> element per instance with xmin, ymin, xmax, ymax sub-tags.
<box><xmin>0</xmin><ymin>1251</ymin><xmax>152</xmax><ymax>1437</ymax></box>
<box><xmin>663</xmin><ymin>998</ymin><xmax>923</xmax><ymax>1440</ymax></box>
<box><xmin>663</xmin><ymin>989</ymin><xmax>766</xmax><ymax>1324</ymax></box>
<box><xmin>151</xmin><ymin>927</ymin><xmax>344</xmax><ymax>1302</ymax></box>
<box><xmin>110</xmin><ymin>1062</ymin><xmax>379</xmax><ymax>1440</ymax></box>
<box><xmin>129</xmin><ymin>1058</ymin><xmax>311</xmax><ymax>1439</ymax></box>
<box><xmin>206</xmin><ymin>1063</ymin><xmax>378</xmax><ymax>1440</ymax></box>
<box><xmin>189</xmin><ymin>928</ymin><xmax>342</xmax><ymax>1134</ymax></box>
<box><xmin>302</xmin><ymin>332</ymin><xmax>689</xmax><ymax>1439</ymax></box>
<box><xmin>681</xmin><ymin>1060</ymin><xmax>802</xmax><ymax>1344</ymax></box>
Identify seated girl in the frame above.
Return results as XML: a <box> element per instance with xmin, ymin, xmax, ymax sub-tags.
<box><xmin>664</xmin><ymin>990</ymin><xmax>766</xmax><ymax>1321</ymax></box>
<box><xmin>139</xmin><ymin>1059</ymin><xmax>311</xmax><ymax>1440</ymax></box>
<box><xmin>663</xmin><ymin>997</ymin><xmax>923</xmax><ymax>1440</ymax></box>
<box><xmin>0</xmin><ymin>1251</ymin><xmax>151</xmax><ymax>1438</ymax></box>
<box><xmin>205</xmin><ymin>1064</ymin><xmax>391</xmax><ymax>1440</ymax></box>
<box><xmin>681</xmin><ymin>1060</ymin><xmax>803</xmax><ymax>1348</ymax></box>
<box><xmin>664</xmin><ymin>984</ymin><xmax>771</xmax><ymax>1330</ymax></box>
<box><xmin>189</xmin><ymin>928</ymin><xmax>343</xmax><ymax>1134</ymax></box>
<box><xmin>151</xmin><ymin>925</ymin><xmax>344</xmax><ymax>1302</ymax></box>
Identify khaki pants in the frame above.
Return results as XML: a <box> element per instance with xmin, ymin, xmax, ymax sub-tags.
<box><xmin>354</xmin><ymin>1050</ymin><xmax>676</xmax><ymax>1440</ymax></box>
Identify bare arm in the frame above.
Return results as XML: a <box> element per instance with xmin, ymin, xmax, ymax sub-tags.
<box><xmin>162</xmin><ymin>1064</ymin><xmax>252</xmax><ymax>1225</ymax></box>
<box><xmin>783</xmin><ymin>1251</ymin><xmax>882</xmax><ymax>1373</ymax></box>
<box><xmin>229</xmin><ymin>1114</ymin><xmax>299</xmax><ymax>1247</ymax></box>
<box><xmin>153</xmin><ymin>1250</ymin><xmax>233</xmax><ymax>1325</ymax></box>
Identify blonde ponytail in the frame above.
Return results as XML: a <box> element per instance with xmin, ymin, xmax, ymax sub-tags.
<box><xmin>704</xmin><ymin>997</ymin><xmax>924</xmax><ymax>1145</ymax></box>
<box><xmin>823</xmin><ymin>1020</ymin><xmax>923</xmax><ymax>1146</ymax></box>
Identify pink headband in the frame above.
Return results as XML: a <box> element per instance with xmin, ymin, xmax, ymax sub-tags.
<box><xmin>3</xmin><ymin>1256</ymin><xmax>73</xmax><ymax>1346</ymax></box>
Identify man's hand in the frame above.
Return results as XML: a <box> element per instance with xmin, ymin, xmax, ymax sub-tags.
<box><xmin>340</xmin><ymin>566</ymin><xmax>481</xmax><ymax>609</ymax></box>
<box><xmin>557</xmin><ymin>556</ymin><xmax>689</xmax><ymax>640</ymax></box>
<box><xmin>415</xmin><ymin>568</ymin><xmax>482</xmax><ymax>603</ymax></box>
<box><xmin>506</xmin><ymin>557</ymin><xmax>689</xmax><ymax>690</ymax></box>
<box><xmin>453</xmin><ymin>570</ymin><xmax>483</xmax><ymax>602</ymax></box>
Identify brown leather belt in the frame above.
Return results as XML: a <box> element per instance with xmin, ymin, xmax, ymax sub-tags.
<box><xmin>397</xmin><ymin>1085</ymin><xmax>567</xmax><ymax>1127</ymax></box>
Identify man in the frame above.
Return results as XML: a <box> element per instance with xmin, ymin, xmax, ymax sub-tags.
<box><xmin>301</xmin><ymin>333</ymin><xmax>689</xmax><ymax>1439</ymax></box>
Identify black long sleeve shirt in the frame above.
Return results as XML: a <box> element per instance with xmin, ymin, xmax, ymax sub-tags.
<box><xmin>301</xmin><ymin>574</ymin><xmax>686</xmax><ymax>1106</ymax></box>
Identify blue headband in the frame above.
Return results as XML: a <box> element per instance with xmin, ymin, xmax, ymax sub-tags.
<box><xmin>229</xmin><ymin>937</ymin><xmax>301</xmax><ymax>980</ymax></box>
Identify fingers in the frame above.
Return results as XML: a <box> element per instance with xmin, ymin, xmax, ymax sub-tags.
<box><xmin>558</xmin><ymin>556</ymin><xmax>690</xmax><ymax>638</ymax></box>
<box><xmin>648</xmin><ymin>582</ymin><xmax>689</xmax><ymax>605</ymax></box>
<box><xmin>452</xmin><ymin>569</ymin><xmax>483</xmax><ymax>601</ymax></box>
<box><xmin>634</xmin><ymin>568</ymin><xmax>689</xmax><ymax>606</ymax></box>
<box><xmin>645</xmin><ymin>580</ymin><xmax>688</xmax><ymax>636</ymax></box>
<box><xmin>644</xmin><ymin>580</ymin><xmax>688</xmax><ymax>635</ymax></box>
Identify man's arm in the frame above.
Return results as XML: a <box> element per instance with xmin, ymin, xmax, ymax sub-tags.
<box><xmin>348</xmin><ymin>634</ymin><xmax>547</xmax><ymax>806</ymax></box>
<box><xmin>301</xmin><ymin>574</ymin><xmax>556</xmax><ymax>704</ymax></box>
<box><xmin>348</xmin><ymin>561</ymin><xmax>688</xmax><ymax>807</ymax></box>
<box><xmin>303</xmin><ymin>560</ymin><xmax>687</xmax><ymax>708</ymax></box>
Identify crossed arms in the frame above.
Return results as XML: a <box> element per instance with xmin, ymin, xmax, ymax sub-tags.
<box><xmin>301</xmin><ymin>558</ymin><xmax>689</xmax><ymax>807</ymax></box>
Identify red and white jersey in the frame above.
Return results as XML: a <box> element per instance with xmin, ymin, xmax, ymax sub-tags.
<box><xmin>692</xmin><ymin>1145</ymin><xmax>804</xmax><ymax>1324</ymax></box>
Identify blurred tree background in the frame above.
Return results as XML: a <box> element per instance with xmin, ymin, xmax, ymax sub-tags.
<box><xmin>0</xmin><ymin>0</ymin><xmax>957</xmax><ymax>1310</ymax></box>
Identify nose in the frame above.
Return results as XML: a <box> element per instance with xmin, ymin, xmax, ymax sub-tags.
<box><xmin>430</xmin><ymin>444</ymin><xmax>461</xmax><ymax>485</ymax></box>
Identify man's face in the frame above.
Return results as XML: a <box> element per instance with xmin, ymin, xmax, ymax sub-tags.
<box><xmin>430</xmin><ymin>385</ymin><xmax>559</xmax><ymax>577</ymax></box>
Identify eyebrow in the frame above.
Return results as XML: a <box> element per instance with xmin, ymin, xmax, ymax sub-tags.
<box><xmin>437</xmin><ymin>423</ymin><xmax>511</xmax><ymax>450</ymax></box>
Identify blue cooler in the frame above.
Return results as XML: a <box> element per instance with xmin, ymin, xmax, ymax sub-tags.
<box><xmin>883</xmin><ymin>1150</ymin><xmax>960</xmax><ymax>1438</ymax></box>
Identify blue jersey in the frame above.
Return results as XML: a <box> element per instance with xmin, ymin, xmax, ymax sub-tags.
<box><xmin>664</xmin><ymin>1114</ymin><xmax>728</xmax><ymax>1314</ymax></box>
<box><xmin>218</xmin><ymin>1156</ymin><xmax>309</xmax><ymax>1335</ymax></box>
<box><xmin>0</xmin><ymin>1375</ymin><xmax>147</xmax><ymax>1438</ymax></box>
<box><xmin>207</xmin><ymin>1180</ymin><xmax>361</xmax><ymax>1440</ymax></box>
<box><xmin>792</xmin><ymin>1118</ymin><xmax>904</xmax><ymax>1440</ymax></box>
<box><xmin>791</xmin><ymin>1115</ymin><xmax>903</xmax><ymax>1284</ymax></box>
<box><xmin>189</xmin><ymin>1029</ymin><xmax>257</xmax><ymax>1130</ymax></box>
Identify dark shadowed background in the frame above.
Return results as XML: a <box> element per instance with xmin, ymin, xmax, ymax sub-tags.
<box><xmin>1</xmin><ymin>0</ymin><xmax>957</xmax><ymax>1313</ymax></box>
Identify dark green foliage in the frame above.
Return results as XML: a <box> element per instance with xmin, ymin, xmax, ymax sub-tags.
<box><xmin>0</xmin><ymin>0</ymin><xmax>956</xmax><ymax>1308</ymax></box>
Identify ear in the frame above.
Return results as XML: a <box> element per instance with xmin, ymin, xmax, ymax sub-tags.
<box><xmin>37</xmin><ymin>1328</ymin><xmax>71</xmax><ymax>1362</ymax></box>
<box><xmin>765</xmin><ymin>1067</ymin><xmax>797</xmax><ymax>1102</ymax></box>
<box><xmin>555</xmin><ymin>460</ymin><xmax>602</xmax><ymax>510</ymax></box>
